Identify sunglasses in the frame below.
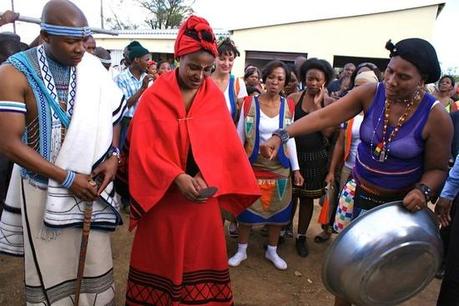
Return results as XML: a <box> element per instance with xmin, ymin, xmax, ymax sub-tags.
<box><xmin>217</xmin><ymin>38</ymin><xmax>236</xmax><ymax>48</ymax></box>
<box><xmin>357</xmin><ymin>62</ymin><xmax>378</xmax><ymax>70</ymax></box>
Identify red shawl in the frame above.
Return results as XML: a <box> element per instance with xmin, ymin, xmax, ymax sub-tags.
<box><xmin>128</xmin><ymin>71</ymin><xmax>260</xmax><ymax>228</ymax></box>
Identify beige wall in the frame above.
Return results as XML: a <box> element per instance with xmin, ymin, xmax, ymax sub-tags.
<box><xmin>231</xmin><ymin>5</ymin><xmax>439</xmax><ymax>76</ymax></box>
<box><xmin>95</xmin><ymin>36</ymin><xmax>176</xmax><ymax>54</ymax></box>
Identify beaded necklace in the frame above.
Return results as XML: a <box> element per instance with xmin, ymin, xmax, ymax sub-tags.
<box><xmin>371</xmin><ymin>89</ymin><xmax>423</xmax><ymax>162</ymax></box>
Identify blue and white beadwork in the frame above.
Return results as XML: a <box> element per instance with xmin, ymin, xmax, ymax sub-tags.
<box><xmin>40</xmin><ymin>23</ymin><xmax>92</xmax><ymax>38</ymax></box>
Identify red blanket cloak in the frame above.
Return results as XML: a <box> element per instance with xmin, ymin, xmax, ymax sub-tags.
<box><xmin>128</xmin><ymin>70</ymin><xmax>260</xmax><ymax>227</ymax></box>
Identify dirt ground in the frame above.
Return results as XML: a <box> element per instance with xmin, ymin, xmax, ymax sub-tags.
<box><xmin>0</xmin><ymin>203</ymin><xmax>441</xmax><ymax>305</ymax></box>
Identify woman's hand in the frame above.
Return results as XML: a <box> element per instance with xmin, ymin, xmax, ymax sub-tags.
<box><xmin>292</xmin><ymin>170</ymin><xmax>304</xmax><ymax>186</ymax></box>
<box><xmin>193</xmin><ymin>172</ymin><xmax>208</xmax><ymax>191</ymax></box>
<box><xmin>402</xmin><ymin>188</ymin><xmax>427</xmax><ymax>212</ymax></box>
<box><xmin>175</xmin><ymin>173</ymin><xmax>209</xmax><ymax>202</ymax></box>
<box><xmin>91</xmin><ymin>156</ymin><xmax>119</xmax><ymax>195</ymax></box>
<box><xmin>69</xmin><ymin>173</ymin><xmax>99</xmax><ymax>202</ymax></box>
<box><xmin>324</xmin><ymin>171</ymin><xmax>335</xmax><ymax>186</ymax></box>
<box><xmin>260</xmin><ymin>135</ymin><xmax>282</xmax><ymax>159</ymax></box>
<box><xmin>435</xmin><ymin>197</ymin><xmax>452</xmax><ymax>227</ymax></box>
<box><xmin>141</xmin><ymin>74</ymin><xmax>154</xmax><ymax>89</ymax></box>
<box><xmin>313</xmin><ymin>84</ymin><xmax>325</xmax><ymax>109</ymax></box>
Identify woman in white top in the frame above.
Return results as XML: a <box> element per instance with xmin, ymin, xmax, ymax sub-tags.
<box><xmin>228</xmin><ymin>61</ymin><xmax>303</xmax><ymax>270</ymax></box>
<box><xmin>321</xmin><ymin>70</ymin><xmax>380</xmax><ymax>241</ymax></box>
<box><xmin>211</xmin><ymin>38</ymin><xmax>248</xmax><ymax>238</ymax></box>
<box><xmin>211</xmin><ymin>38</ymin><xmax>247</xmax><ymax>122</ymax></box>
<box><xmin>326</xmin><ymin>70</ymin><xmax>380</xmax><ymax>191</ymax></box>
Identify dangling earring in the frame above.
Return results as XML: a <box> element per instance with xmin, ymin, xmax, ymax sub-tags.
<box><xmin>412</xmin><ymin>85</ymin><xmax>423</xmax><ymax>102</ymax></box>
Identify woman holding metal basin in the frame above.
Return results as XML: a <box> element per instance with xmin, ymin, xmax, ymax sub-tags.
<box><xmin>261</xmin><ymin>38</ymin><xmax>453</xmax><ymax>306</ymax></box>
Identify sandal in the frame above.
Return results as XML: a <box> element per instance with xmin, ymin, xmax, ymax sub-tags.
<box><xmin>314</xmin><ymin>232</ymin><xmax>331</xmax><ymax>243</ymax></box>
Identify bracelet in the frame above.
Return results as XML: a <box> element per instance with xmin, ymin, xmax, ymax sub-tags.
<box><xmin>61</xmin><ymin>170</ymin><xmax>76</xmax><ymax>189</ymax></box>
<box><xmin>415</xmin><ymin>183</ymin><xmax>433</xmax><ymax>203</ymax></box>
<box><xmin>272</xmin><ymin>128</ymin><xmax>290</xmax><ymax>144</ymax></box>
<box><xmin>107</xmin><ymin>146</ymin><xmax>121</xmax><ymax>163</ymax></box>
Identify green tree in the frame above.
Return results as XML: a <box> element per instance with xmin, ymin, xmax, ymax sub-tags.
<box><xmin>137</xmin><ymin>0</ymin><xmax>194</xmax><ymax>29</ymax></box>
<box><xmin>104</xmin><ymin>0</ymin><xmax>139</xmax><ymax>30</ymax></box>
<box><xmin>105</xmin><ymin>15</ymin><xmax>139</xmax><ymax>30</ymax></box>
<box><xmin>446</xmin><ymin>66</ymin><xmax>459</xmax><ymax>82</ymax></box>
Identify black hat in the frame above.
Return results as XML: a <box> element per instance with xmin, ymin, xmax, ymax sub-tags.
<box><xmin>127</xmin><ymin>41</ymin><xmax>141</xmax><ymax>50</ymax></box>
<box><xmin>0</xmin><ymin>32</ymin><xmax>20</xmax><ymax>43</ymax></box>
<box><xmin>385</xmin><ymin>38</ymin><xmax>441</xmax><ymax>84</ymax></box>
<box><xmin>127</xmin><ymin>41</ymin><xmax>149</xmax><ymax>61</ymax></box>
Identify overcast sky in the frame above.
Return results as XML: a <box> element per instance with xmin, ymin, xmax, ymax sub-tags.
<box><xmin>1</xmin><ymin>0</ymin><xmax>457</xmax><ymax>72</ymax></box>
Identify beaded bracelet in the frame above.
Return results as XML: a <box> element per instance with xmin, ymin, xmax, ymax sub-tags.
<box><xmin>61</xmin><ymin>170</ymin><xmax>76</xmax><ymax>189</ymax></box>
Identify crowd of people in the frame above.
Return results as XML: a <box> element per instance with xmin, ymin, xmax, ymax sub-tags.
<box><xmin>1</xmin><ymin>0</ymin><xmax>459</xmax><ymax>305</ymax></box>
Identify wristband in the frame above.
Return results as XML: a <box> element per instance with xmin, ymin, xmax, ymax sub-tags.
<box><xmin>61</xmin><ymin>170</ymin><xmax>76</xmax><ymax>189</ymax></box>
<box><xmin>415</xmin><ymin>183</ymin><xmax>433</xmax><ymax>202</ymax></box>
<box><xmin>107</xmin><ymin>146</ymin><xmax>121</xmax><ymax>163</ymax></box>
<box><xmin>272</xmin><ymin>128</ymin><xmax>290</xmax><ymax>144</ymax></box>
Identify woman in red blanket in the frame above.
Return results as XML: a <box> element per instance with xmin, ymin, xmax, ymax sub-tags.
<box><xmin>125</xmin><ymin>15</ymin><xmax>260</xmax><ymax>305</ymax></box>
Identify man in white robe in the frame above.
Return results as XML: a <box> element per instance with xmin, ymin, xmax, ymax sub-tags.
<box><xmin>0</xmin><ymin>0</ymin><xmax>126</xmax><ymax>304</ymax></box>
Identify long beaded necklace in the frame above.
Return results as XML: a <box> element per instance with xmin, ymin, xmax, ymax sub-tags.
<box><xmin>371</xmin><ymin>89</ymin><xmax>423</xmax><ymax>162</ymax></box>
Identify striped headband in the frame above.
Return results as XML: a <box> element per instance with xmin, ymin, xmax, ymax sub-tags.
<box><xmin>40</xmin><ymin>23</ymin><xmax>92</xmax><ymax>38</ymax></box>
<box><xmin>99</xmin><ymin>58</ymin><xmax>112</xmax><ymax>64</ymax></box>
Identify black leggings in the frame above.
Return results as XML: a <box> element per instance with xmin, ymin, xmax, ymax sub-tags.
<box><xmin>437</xmin><ymin>198</ymin><xmax>459</xmax><ymax>306</ymax></box>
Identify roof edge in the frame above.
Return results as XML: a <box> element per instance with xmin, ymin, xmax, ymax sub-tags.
<box><xmin>229</xmin><ymin>2</ymin><xmax>445</xmax><ymax>31</ymax></box>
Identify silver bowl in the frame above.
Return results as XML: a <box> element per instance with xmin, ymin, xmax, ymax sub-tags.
<box><xmin>322</xmin><ymin>201</ymin><xmax>442</xmax><ymax>306</ymax></box>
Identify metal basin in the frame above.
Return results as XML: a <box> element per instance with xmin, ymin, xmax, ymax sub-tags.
<box><xmin>322</xmin><ymin>201</ymin><xmax>442</xmax><ymax>306</ymax></box>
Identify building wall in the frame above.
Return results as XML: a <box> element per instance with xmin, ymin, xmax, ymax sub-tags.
<box><xmin>230</xmin><ymin>5</ymin><xmax>439</xmax><ymax>76</ymax></box>
<box><xmin>109</xmin><ymin>50</ymin><xmax>124</xmax><ymax>67</ymax></box>
<box><xmin>94</xmin><ymin>31</ymin><xmax>229</xmax><ymax>57</ymax></box>
<box><xmin>94</xmin><ymin>36</ymin><xmax>176</xmax><ymax>55</ymax></box>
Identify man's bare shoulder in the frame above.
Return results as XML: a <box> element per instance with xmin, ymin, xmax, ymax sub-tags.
<box><xmin>0</xmin><ymin>63</ymin><xmax>27</xmax><ymax>81</ymax></box>
<box><xmin>0</xmin><ymin>63</ymin><xmax>29</xmax><ymax>101</ymax></box>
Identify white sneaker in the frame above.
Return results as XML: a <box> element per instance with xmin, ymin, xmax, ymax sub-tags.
<box><xmin>228</xmin><ymin>251</ymin><xmax>247</xmax><ymax>267</ymax></box>
<box><xmin>265</xmin><ymin>250</ymin><xmax>287</xmax><ymax>270</ymax></box>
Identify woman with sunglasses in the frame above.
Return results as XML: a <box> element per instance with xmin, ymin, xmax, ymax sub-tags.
<box><xmin>261</xmin><ymin>38</ymin><xmax>452</xmax><ymax>306</ymax></box>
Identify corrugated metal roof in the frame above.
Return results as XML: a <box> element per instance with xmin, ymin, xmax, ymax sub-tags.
<box><xmin>95</xmin><ymin>28</ymin><xmax>229</xmax><ymax>39</ymax></box>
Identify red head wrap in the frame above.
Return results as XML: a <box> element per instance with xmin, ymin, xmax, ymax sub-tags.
<box><xmin>174</xmin><ymin>15</ymin><xmax>218</xmax><ymax>58</ymax></box>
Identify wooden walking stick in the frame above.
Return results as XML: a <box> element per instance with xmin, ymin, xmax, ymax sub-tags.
<box><xmin>74</xmin><ymin>198</ymin><xmax>94</xmax><ymax>306</ymax></box>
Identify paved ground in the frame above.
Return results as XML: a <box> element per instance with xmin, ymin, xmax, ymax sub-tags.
<box><xmin>0</xmin><ymin>203</ymin><xmax>441</xmax><ymax>305</ymax></box>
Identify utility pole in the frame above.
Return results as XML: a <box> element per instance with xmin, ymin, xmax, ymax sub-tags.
<box><xmin>11</xmin><ymin>0</ymin><xmax>16</xmax><ymax>33</ymax></box>
<box><xmin>100</xmin><ymin>0</ymin><xmax>104</xmax><ymax>29</ymax></box>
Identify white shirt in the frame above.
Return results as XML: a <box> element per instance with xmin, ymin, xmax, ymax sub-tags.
<box><xmin>344</xmin><ymin>114</ymin><xmax>364</xmax><ymax>169</ymax></box>
<box><xmin>237</xmin><ymin>101</ymin><xmax>300</xmax><ymax>171</ymax></box>
<box><xmin>224</xmin><ymin>77</ymin><xmax>247</xmax><ymax>115</ymax></box>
